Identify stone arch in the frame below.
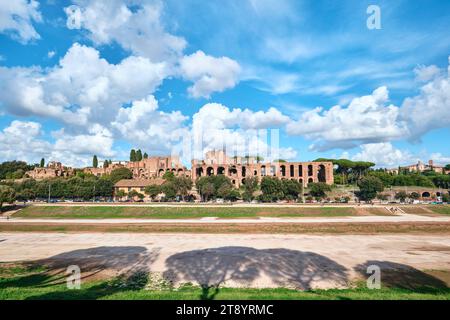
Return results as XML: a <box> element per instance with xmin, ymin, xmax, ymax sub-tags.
<box><xmin>436</xmin><ymin>192</ymin><xmax>441</xmax><ymax>197</ymax></box>
<box><xmin>308</xmin><ymin>177</ymin><xmax>314</xmax><ymax>183</ymax></box>
<box><xmin>270</xmin><ymin>165</ymin><xmax>276</xmax><ymax>176</ymax></box>
<box><xmin>422</xmin><ymin>191</ymin><xmax>431</xmax><ymax>198</ymax></box>
<box><xmin>298</xmin><ymin>165</ymin><xmax>303</xmax><ymax>177</ymax></box>
<box><xmin>217</xmin><ymin>166</ymin><xmax>225</xmax><ymax>175</ymax></box>
<box><xmin>241</xmin><ymin>178</ymin><xmax>246</xmax><ymax>185</ymax></box>
<box><xmin>228</xmin><ymin>165</ymin><xmax>237</xmax><ymax>176</ymax></box>
<box><xmin>299</xmin><ymin>178</ymin><xmax>303</xmax><ymax>184</ymax></box>
<box><xmin>177</xmin><ymin>168</ymin><xmax>183</xmax><ymax>176</ymax></box>
<box><xmin>253</xmin><ymin>170</ymin><xmax>258</xmax><ymax>176</ymax></box>
<box><xmin>206</xmin><ymin>167</ymin><xmax>214</xmax><ymax>176</ymax></box>
<box><xmin>318</xmin><ymin>164</ymin><xmax>326</xmax><ymax>183</ymax></box>
<box><xmin>308</xmin><ymin>165</ymin><xmax>313</xmax><ymax>176</ymax></box>
<box><xmin>196</xmin><ymin>167</ymin><xmax>203</xmax><ymax>177</ymax></box>
<box><xmin>280</xmin><ymin>165</ymin><xmax>286</xmax><ymax>177</ymax></box>
<box><xmin>261</xmin><ymin>165</ymin><xmax>266</xmax><ymax>176</ymax></box>
<box><xmin>158</xmin><ymin>169</ymin><xmax>164</xmax><ymax>177</ymax></box>
<box><xmin>290</xmin><ymin>165</ymin><xmax>294</xmax><ymax>177</ymax></box>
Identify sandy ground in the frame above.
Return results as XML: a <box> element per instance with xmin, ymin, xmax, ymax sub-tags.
<box><xmin>3</xmin><ymin>213</ymin><xmax>450</xmax><ymax>224</ymax></box>
<box><xmin>1</xmin><ymin>232</ymin><xmax>450</xmax><ymax>290</ymax></box>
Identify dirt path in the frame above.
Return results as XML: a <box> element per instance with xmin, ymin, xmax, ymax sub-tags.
<box><xmin>1</xmin><ymin>232</ymin><xmax>449</xmax><ymax>290</ymax></box>
<box><xmin>3</xmin><ymin>213</ymin><xmax>450</xmax><ymax>224</ymax></box>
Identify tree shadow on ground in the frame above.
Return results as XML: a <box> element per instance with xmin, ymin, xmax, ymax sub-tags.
<box><xmin>0</xmin><ymin>246</ymin><xmax>159</xmax><ymax>300</ymax></box>
<box><xmin>354</xmin><ymin>260</ymin><xmax>449</xmax><ymax>294</ymax></box>
<box><xmin>163</xmin><ymin>246</ymin><xmax>348</xmax><ymax>300</ymax></box>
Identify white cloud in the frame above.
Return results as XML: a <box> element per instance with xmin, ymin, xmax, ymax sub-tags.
<box><xmin>352</xmin><ymin>143</ymin><xmax>415</xmax><ymax>167</ymax></box>
<box><xmin>65</xmin><ymin>0</ymin><xmax>186</xmax><ymax>62</ymax></box>
<box><xmin>112</xmin><ymin>95</ymin><xmax>188</xmax><ymax>154</ymax></box>
<box><xmin>47</xmin><ymin>50</ymin><xmax>56</xmax><ymax>58</ymax></box>
<box><xmin>180</xmin><ymin>50</ymin><xmax>241</xmax><ymax>98</ymax></box>
<box><xmin>0</xmin><ymin>43</ymin><xmax>168</xmax><ymax>127</ymax></box>
<box><xmin>401</xmin><ymin>58</ymin><xmax>450</xmax><ymax>140</ymax></box>
<box><xmin>186</xmin><ymin>103</ymin><xmax>295</xmax><ymax>161</ymax></box>
<box><xmin>430</xmin><ymin>153</ymin><xmax>450</xmax><ymax>165</ymax></box>
<box><xmin>0</xmin><ymin>120</ymin><xmax>116</xmax><ymax>167</ymax></box>
<box><xmin>0</xmin><ymin>0</ymin><xmax>42</xmax><ymax>43</ymax></box>
<box><xmin>414</xmin><ymin>64</ymin><xmax>441</xmax><ymax>82</ymax></box>
<box><xmin>286</xmin><ymin>86</ymin><xmax>409</xmax><ymax>151</ymax></box>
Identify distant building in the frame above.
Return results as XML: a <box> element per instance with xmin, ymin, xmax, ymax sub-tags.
<box><xmin>192</xmin><ymin>150</ymin><xmax>334</xmax><ymax>188</ymax></box>
<box><xmin>26</xmin><ymin>161</ymin><xmax>74</xmax><ymax>179</ymax></box>
<box><xmin>114</xmin><ymin>178</ymin><xmax>165</xmax><ymax>201</ymax></box>
<box><xmin>387</xmin><ymin>160</ymin><xmax>446</xmax><ymax>175</ymax></box>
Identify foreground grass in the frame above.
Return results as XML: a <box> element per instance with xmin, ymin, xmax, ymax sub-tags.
<box><xmin>14</xmin><ymin>206</ymin><xmax>375</xmax><ymax>219</ymax></box>
<box><xmin>1</xmin><ymin>265</ymin><xmax>449</xmax><ymax>300</ymax></box>
<box><xmin>429</xmin><ymin>206</ymin><xmax>450</xmax><ymax>216</ymax></box>
<box><xmin>1</xmin><ymin>222</ymin><xmax>450</xmax><ymax>234</ymax></box>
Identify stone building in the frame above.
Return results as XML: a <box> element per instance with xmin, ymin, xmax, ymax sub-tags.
<box><xmin>114</xmin><ymin>178</ymin><xmax>165</xmax><ymax>201</ymax></box>
<box><xmin>387</xmin><ymin>160</ymin><xmax>446</xmax><ymax>175</ymax></box>
<box><xmin>191</xmin><ymin>150</ymin><xmax>334</xmax><ymax>188</ymax></box>
<box><xmin>26</xmin><ymin>161</ymin><xmax>74</xmax><ymax>179</ymax></box>
<box><xmin>84</xmin><ymin>156</ymin><xmax>190</xmax><ymax>179</ymax></box>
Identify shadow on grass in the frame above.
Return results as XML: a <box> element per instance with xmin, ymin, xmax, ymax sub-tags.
<box><xmin>164</xmin><ymin>247</ymin><xmax>349</xmax><ymax>300</ymax></box>
<box><xmin>354</xmin><ymin>260</ymin><xmax>449</xmax><ymax>294</ymax></box>
<box><xmin>0</xmin><ymin>246</ymin><xmax>159</xmax><ymax>300</ymax></box>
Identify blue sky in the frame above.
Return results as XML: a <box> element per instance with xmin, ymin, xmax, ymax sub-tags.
<box><xmin>0</xmin><ymin>0</ymin><xmax>449</xmax><ymax>168</ymax></box>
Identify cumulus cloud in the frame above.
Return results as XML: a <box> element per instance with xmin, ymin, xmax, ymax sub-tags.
<box><xmin>414</xmin><ymin>64</ymin><xmax>441</xmax><ymax>82</ymax></box>
<box><xmin>64</xmin><ymin>0</ymin><xmax>186</xmax><ymax>62</ymax></box>
<box><xmin>185</xmin><ymin>103</ymin><xmax>295</xmax><ymax>162</ymax></box>
<box><xmin>112</xmin><ymin>95</ymin><xmax>188</xmax><ymax>154</ymax></box>
<box><xmin>0</xmin><ymin>43</ymin><xmax>168</xmax><ymax>127</ymax></box>
<box><xmin>352</xmin><ymin>143</ymin><xmax>415</xmax><ymax>167</ymax></box>
<box><xmin>0</xmin><ymin>120</ymin><xmax>115</xmax><ymax>167</ymax></box>
<box><xmin>0</xmin><ymin>0</ymin><xmax>42</xmax><ymax>43</ymax></box>
<box><xmin>180</xmin><ymin>51</ymin><xmax>241</xmax><ymax>98</ymax></box>
<box><xmin>286</xmin><ymin>86</ymin><xmax>408</xmax><ymax>151</ymax></box>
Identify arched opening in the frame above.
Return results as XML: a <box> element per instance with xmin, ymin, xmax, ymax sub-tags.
<box><xmin>196</xmin><ymin>167</ymin><xmax>203</xmax><ymax>177</ymax></box>
<box><xmin>308</xmin><ymin>177</ymin><xmax>314</xmax><ymax>183</ymax></box>
<box><xmin>299</xmin><ymin>178</ymin><xmax>303</xmax><ymax>185</ymax></box>
<box><xmin>308</xmin><ymin>165</ymin><xmax>313</xmax><ymax>176</ymax></box>
<box><xmin>228</xmin><ymin>166</ymin><xmax>237</xmax><ymax>176</ymax></box>
<box><xmin>217</xmin><ymin>166</ymin><xmax>225</xmax><ymax>175</ymax></box>
<box><xmin>318</xmin><ymin>164</ymin><xmax>326</xmax><ymax>182</ymax></box>
<box><xmin>298</xmin><ymin>165</ymin><xmax>303</xmax><ymax>177</ymax></box>
<box><xmin>270</xmin><ymin>166</ymin><xmax>276</xmax><ymax>176</ymax></box>
<box><xmin>280</xmin><ymin>165</ymin><xmax>286</xmax><ymax>177</ymax></box>
<box><xmin>436</xmin><ymin>192</ymin><xmax>441</xmax><ymax>197</ymax></box>
<box><xmin>171</xmin><ymin>168</ymin><xmax>176</xmax><ymax>173</ymax></box>
<box><xmin>290</xmin><ymin>165</ymin><xmax>294</xmax><ymax>177</ymax></box>
<box><xmin>206</xmin><ymin>167</ymin><xmax>214</xmax><ymax>176</ymax></box>
<box><xmin>242</xmin><ymin>166</ymin><xmax>246</xmax><ymax>177</ymax></box>
<box><xmin>422</xmin><ymin>192</ymin><xmax>431</xmax><ymax>198</ymax></box>
<box><xmin>177</xmin><ymin>168</ymin><xmax>183</xmax><ymax>176</ymax></box>
<box><xmin>253</xmin><ymin>170</ymin><xmax>258</xmax><ymax>176</ymax></box>
<box><xmin>261</xmin><ymin>165</ymin><xmax>266</xmax><ymax>176</ymax></box>
<box><xmin>158</xmin><ymin>169</ymin><xmax>164</xmax><ymax>177</ymax></box>
<box><xmin>241</xmin><ymin>179</ymin><xmax>246</xmax><ymax>185</ymax></box>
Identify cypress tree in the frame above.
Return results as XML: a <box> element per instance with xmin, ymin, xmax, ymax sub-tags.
<box><xmin>40</xmin><ymin>158</ymin><xmax>45</xmax><ymax>168</ymax></box>
<box><xmin>136</xmin><ymin>149</ymin><xmax>143</xmax><ymax>161</ymax></box>
<box><xmin>130</xmin><ymin>149</ymin><xmax>136</xmax><ymax>162</ymax></box>
<box><xmin>93</xmin><ymin>155</ymin><xmax>98</xmax><ymax>168</ymax></box>
<box><xmin>143</xmin><ymin>152</ymin><xmax>148</xmax><ymax>159</ymax></box>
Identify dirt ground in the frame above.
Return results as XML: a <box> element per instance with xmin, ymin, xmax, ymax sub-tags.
<box><xmin>1</xmin><ymin>232</ymin><xmax>449</xmax><ymax>290</ymax></box>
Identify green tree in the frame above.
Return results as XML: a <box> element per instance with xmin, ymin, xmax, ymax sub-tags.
<box><xmin>395</xmin><ymin>191</ymin><xmax>408</xmax><ymax>203</ymax></box>
<box><xmin>356</xmin><ymin>176</ymin><xmax>384</xmax><ymax>202</ymax></box>
<box><xmin>283</xmin><ymin>179</ymin><xmax>302</xmax><ymax>200</ymax></box>
<box><xmin>130</xmin><ymin>149</ymin><xmax>136</xmax><ymax>162</ymax></box>
<box><xmin>143</xmin><ymin>152</ymin><xmax>148</xmax><ymax>159</ymax></box>
<box><xmin>104</xmin><ymin>160</ymin><xmax>109</xmax><ymax>168</ymax></box>
<box><xmin>445</xmin><ymin>164</ymin><xmax>450</xmax><ymax>171</ymax></box>
<box><xmin>116</xmin><ymin>190</ymin><xmax>127</xmax><ymax>200</ymax></box>
<box><xmin>308</xmin><ymin>182</ymin><xmax>331</xmax><ymax>200</ymax></box>
<box><xmin>0</xmin><ymin>161</ymin><xmax>34</xmax><ymax>179</ymax></box>
<box><xmin>109</xmin><ymin>168</ymin><xmax>133</xmax><ymax>184</ymax></box>
<box><xmin>162</xmin><ymin>171</ymin><xmax>175</xmax><ymax>181</ymax></box>
<box><xmin>260</xmin><ymin>177</ymin><xmax>284</xmax><ymax>202</ymax></box>
<box><xmin>144</xmin><ymin>185</ymin><xmax>161</xmax><ymax>201</ymax></box>
<box><xmin>127</xmin><ymin>190</ymin><xmax>141</xmax><ymax>201</ymax></box>
<box><xmin>0</xmin><ymin>185</ymin><xmax>16</xmax><ymax>209</ymax></box>
<box><xmin>40</xmin><ymin>158</ymin><xmax>45</xmax><ymax>168</ymax></box>
<box><xmin>161</xmin><ymin>181</ymin><xmax>177</xmax><ymax>201</ymax></box>
<box><xmin>200</xmin><ymin>182</ymin><xmax>215</xmax><ymax>201</ymax></box>
<box><xmin>93</xmin><ymin>155</ymin><xmax>98</xmax><ymax>168</ymax></box>
<box><xmin>174</xmin><ymin>176</ymin><xmax>193</xmax><ymax>201</ymax></box>
<box><xmin>410</xmin><ymin>192</ymin><xmax>420</xmax><ymax>200</ymax></box>
<box><xmin>242</xmin><ymin>176</ymin><xmax>258</xmax><ymax>202</ymax></box>
<box><xmin>136</xmin><ymin>149</ymin><xmax>143</xmax><ymax>161</ymax></box>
